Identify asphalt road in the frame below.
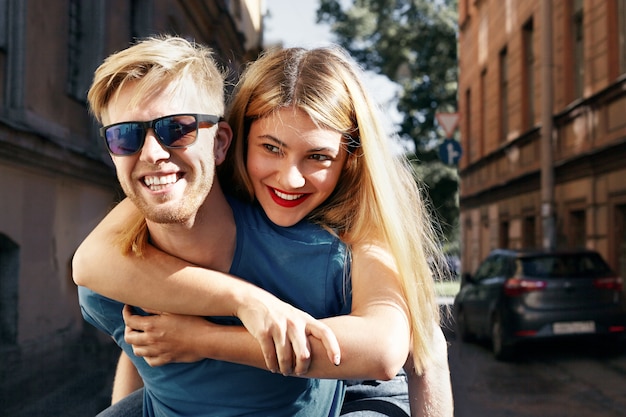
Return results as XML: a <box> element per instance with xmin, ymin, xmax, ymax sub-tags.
<box><xmin>447</xmin><ymin>327</ymin><xmax>626</xmax><ymax>417</ymax></box>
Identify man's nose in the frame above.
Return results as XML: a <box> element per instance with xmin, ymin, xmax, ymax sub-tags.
<box><xmin>139</xmin><ymin>130</ymin><xmax>170</xmax><ymax>164</ymax></box>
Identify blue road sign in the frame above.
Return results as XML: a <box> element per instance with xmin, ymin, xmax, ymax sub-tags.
<box><xmin>438</xmin><ymin>138</ymin><xmax>462</xmax><ymax>166</ymax></box>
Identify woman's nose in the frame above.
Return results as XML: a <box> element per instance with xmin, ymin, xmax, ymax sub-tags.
<box><xmin>278</xmin><ymin>163</ymin><xmax>305</xmax><ymax>189</ymax></box>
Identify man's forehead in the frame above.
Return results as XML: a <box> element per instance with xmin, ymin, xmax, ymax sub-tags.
<box><xmin>102</xmin><ymin>82</ymin><xmax>209</xmax><ymax>125</ymax></box>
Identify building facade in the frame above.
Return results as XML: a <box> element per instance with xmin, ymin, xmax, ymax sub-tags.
<box><xmin>0</xmin><ymin>0</ymin><xmax>262</xmax><ymax>393</ymax></box>
<box><xmin>458</xmin><ymin>0</ymin><xmax>626</xmax><ymax>278</ymax></box>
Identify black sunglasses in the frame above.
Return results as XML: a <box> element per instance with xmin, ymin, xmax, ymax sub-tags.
<box><xmin>100</xmin><ymin>113</ymin><xmax>222</xmax><ymax>156</ymax></box>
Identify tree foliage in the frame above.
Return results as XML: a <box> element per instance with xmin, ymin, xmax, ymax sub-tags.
<box><xmin>317</xmin><ymin>0</ymin><xmax>458</xmax><ymax>154</ymax></box>
<box><xmin>317</xmin><ymin>0</ymin><xmax>460</xmax><ymax>241</ymax></box>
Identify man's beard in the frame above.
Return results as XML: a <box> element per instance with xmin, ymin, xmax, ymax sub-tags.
<box><xmin>141</xmin><ymin>200</ymin><xmax>193</xmax><ymax>224</ymax></box>
<box><xmin>124</xmin><ymin>182</ymin><xmax>212</xmax><ymax>226</ymax></box>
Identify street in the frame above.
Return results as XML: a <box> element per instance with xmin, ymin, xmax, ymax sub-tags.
<box><xmin>447</xmin><ymin>323</ymin><xmax>626</xmax><ymax>417</ymax></box>
<box><xmin>7</xmin><ymin>318</ymin><xmax>626</xmax><ymax>416</ymax></box>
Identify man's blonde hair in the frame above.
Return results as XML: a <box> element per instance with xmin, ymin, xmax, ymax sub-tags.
<box><xmin>88</xmin><ymin>35</ymin><xmax>226</xmax><ymax>122</ymax></box>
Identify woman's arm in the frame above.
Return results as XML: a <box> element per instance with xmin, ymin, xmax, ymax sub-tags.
<box><xmin>125</xmin><ymin>243</ymin><xmax>411</xmax><ymax>380</ymax></box>
<box><xmin>72</xmin><ymin>198</ymin><xmax>340</xmax><ymax>374</ymax></box>
<box><xmin>405</xmin><ymin>326</ymin><xmax>454</xmax><ymax>417</ymax></box>
<box><xmin>309</xmin><ymin>243</ymin><xmax>411</xmax><ymax>379</ymax></box>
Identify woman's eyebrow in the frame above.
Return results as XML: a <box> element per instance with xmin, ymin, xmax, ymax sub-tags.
<box><xmin>256</xmin><ymin>134</ymin><xmax>340</xmax><ymax>154</ymax></box>
<box><xmin>256</xmin><ymin>134</ymin><xmax>286</xmax><ymax>148</ymax></box>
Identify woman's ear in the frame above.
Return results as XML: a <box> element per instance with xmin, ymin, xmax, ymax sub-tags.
<box><xmin>214</xmin><ymin>121</ymin><xmax>233</xmax><ymax>165</ymax></box>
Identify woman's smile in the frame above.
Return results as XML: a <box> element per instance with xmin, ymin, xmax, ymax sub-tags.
<box><xmin>267</xmin><ymin>186</ymin><xmax>312</xmax><ymax>208</ymax></box>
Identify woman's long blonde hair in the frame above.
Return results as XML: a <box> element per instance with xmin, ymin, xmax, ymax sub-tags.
<box><xmin>220</xmin><ymin>46</ymin><xmax>443</xmax><ymax>373</ymax></box>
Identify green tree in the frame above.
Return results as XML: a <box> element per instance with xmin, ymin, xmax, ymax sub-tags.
<box><xmin>317</xmin><ymin>0</ymin><xmax>459</xmax><ymax>241</ymax></box>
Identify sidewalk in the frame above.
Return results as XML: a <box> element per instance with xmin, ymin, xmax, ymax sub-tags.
<box><xmin>0</xmin><ymin>335</ymin><xmax>118</xmax><ymax>416</ymax></box>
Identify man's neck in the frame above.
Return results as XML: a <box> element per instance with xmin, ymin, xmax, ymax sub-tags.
<box><xmin>146</xmin><ymin>192</ymin><xmax>236</xmax><ymax>273</ymax></box>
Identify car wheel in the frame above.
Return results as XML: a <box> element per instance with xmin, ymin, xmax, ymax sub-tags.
<box><xmin>491</xmin><ymin>314</ymin><xmax>514</xmax><ymax>361</ymax></box>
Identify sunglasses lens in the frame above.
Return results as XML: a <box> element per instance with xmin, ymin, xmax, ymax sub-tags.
<box><xmin>105</xmin><ymin>124</ymin><xmax>145</xmax><ymax>155</ymax></box>
<box><xmin>154</xmin><ymin>115</ymin><xmax>198</xmax><ymax>148</ymax></box>
<box><xmin>103</xmin><ymin>115</ymin><xmax>203</xmax><ymax>156</ymax></box>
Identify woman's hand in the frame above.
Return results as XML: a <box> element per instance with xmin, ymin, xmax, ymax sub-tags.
<box><xmin>236</xmin><ymin>291</ymin><xmax>341</xmax><ymax>375</ymax></box>
<box><xmin>123</xmin><ymin>305</ymin><xmax>208</xmax><ymax>366</ymax></box>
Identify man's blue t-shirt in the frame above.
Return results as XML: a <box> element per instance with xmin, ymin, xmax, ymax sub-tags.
<box><xmin>79</xmin><ymin>197</ymin><xmax>352</xmax><ymax>417</ymax></box>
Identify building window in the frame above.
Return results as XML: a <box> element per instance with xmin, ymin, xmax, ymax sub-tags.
<box><xmin>131</xmin><ymin>0</ymin><xmax>154</xmax><ymax>40</ymax></box>
<box><xmin>616</xmin><ymin>204</ymin><xmax>626</xmax><ymax>282</ymax></box>
<box><xmin>572</xmin><ymin>0</ymin><xmax>584</xmax><ymax>98</ymax></box>
<box><xmin>522</xmin><ymin>216</ymin><xmax>536</xmax><ymax>248</ymax></box>
<box><xmin>618</xmin><ymin>0</ymin><xmax>626</xmax><ymax>74</ymax></box>
<box><xmin>499</xmin><ymin>220</ymin><xmax>509</xmax><ymax>248</ymax></box>
<box><xmin>459</xmin><ymin>0</ymin><xmax>470</xmax><ymax>26</ymax></box>
<box><xmin>522</xmin><ymin>18</ymin><xmax>535</xmax><ymax>130</ymax></box>
<box><xmin>569</xmin><ymin>209</ymin><xmax>586</xmax><ymax>248</ymax></box>
<box><xmin>0</xmin><ymin>234</ymin><xmax>19</xmax><ymax>345</ymax></box>
<box><xmin>499</xmin><ymin>48</ymin><xmax>509</xmax><ymax>142</ymax></box>
<box><xmin>464</xmin><ymin>88</ymin><xmax>472</xmax><ymax>162</ymax></box>
<box><xmin>0</xmin><ymin>0</ymin><xmax>7</xmax><ymax>50</ymax></box>
<box><xmin>480</xmin><ymin>69</ymin><xmax>487</xmax><ymax>156</ymax></box>
<box><xmin>67</xmin><ymin>0</ymin><xmax>105</xmax><ymax>102</ymax></box>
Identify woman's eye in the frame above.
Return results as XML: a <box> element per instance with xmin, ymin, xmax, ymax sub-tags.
<box><xmin>263</xmin><ymin>144</ymin><xmax>280</xmax><ymax>154</ymax></box>
<box><xmin>310</xmin><ymin>154</ymin><xmax>332</xmax><ymax>162</ymax></box>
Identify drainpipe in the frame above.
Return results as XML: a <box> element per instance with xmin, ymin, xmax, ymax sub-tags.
<box><xmin>540</xmin><ymin>0</ymin><xmax>556</xmax><ymax>250</ymax></box>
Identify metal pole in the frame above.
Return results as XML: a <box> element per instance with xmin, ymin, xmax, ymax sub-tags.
<box><xmin>540</xmin><ymin>0</ymin><xmax>556</xmax><ymax>250</ymax></box>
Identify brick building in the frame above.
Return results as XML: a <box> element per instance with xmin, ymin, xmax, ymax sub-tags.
<box><xmin>0</xmin><ymin>0</ymin><xmax>262</xmax><ymax>410</ymax></box>
<box><xmin>458</xmin><ymin>0</ymin><xmax>626</xmax><ymax>278</ymax></box>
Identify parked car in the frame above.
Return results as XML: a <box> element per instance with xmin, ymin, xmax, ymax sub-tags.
<box><xmin>454</xmin><ymin>248</ymin><xmax>626</xmax><ymax>360</ymax></box>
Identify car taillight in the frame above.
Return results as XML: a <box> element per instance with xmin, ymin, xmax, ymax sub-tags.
<box><xmin>593</xmin><ymin>276</ymin><xmax>623</xmax><ymax>291</ymax></box>
<box><xmin>504</xmin><ymin>277</ymin><xmax>547</xmax><ymax>297</ymax></box>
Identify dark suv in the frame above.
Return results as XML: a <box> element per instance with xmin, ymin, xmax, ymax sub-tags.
<box><xmin>454</xmin><ymin>249</ymin><xmax>626</xmax><ymax>360</ymax></box>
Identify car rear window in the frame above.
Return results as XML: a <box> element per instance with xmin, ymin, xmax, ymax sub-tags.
<box><xmin>519</xmin><ymin>253</ymin><xmax>613</xmax><ymax>278</ymax></box>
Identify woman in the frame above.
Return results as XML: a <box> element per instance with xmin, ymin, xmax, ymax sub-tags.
<box><xmin>74</xmin><ymin>45</ymin><xmax>450</xmax><ymax>416</ymax></box>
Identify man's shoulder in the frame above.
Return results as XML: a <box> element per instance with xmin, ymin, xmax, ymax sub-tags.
<box><xmin>77</xmin><ymin>286</ymin><xmax>125</xmax><ymax>336</ymax></box>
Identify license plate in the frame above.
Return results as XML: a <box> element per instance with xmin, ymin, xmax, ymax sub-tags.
<box><xmin>552</xmin><ymin>321</ymin><xmax>596</xmax><ymax>335</ymax></box>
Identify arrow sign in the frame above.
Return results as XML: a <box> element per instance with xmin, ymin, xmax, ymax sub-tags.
<box><xmin>436</xmin><ymin>112</ymin><xmax>459</xmax><ymax>138</ymax></box>
<box><xmin>438</xmin><ymin>138</ymin><xmax>462</xmax><ymax>166</ymax></box>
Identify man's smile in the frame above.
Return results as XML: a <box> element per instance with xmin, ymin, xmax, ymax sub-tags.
<box><xmin>143</xmin><ymin>173</ymin><xmax>181</xmax><ymax>191</ymax></box>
